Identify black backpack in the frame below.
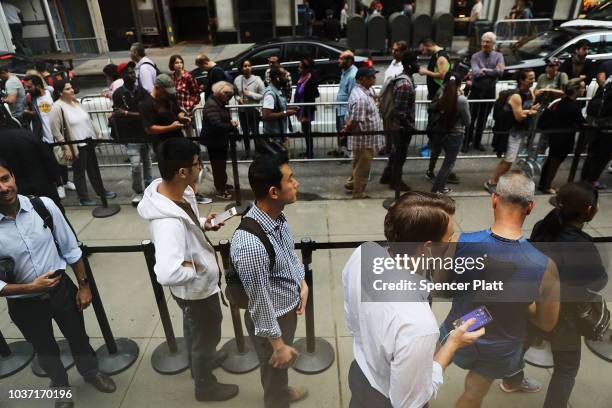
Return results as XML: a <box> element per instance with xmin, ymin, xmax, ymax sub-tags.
<box><xmin>226</xmin><ymin>217</ymin><xmax>276</xmax><ymax>309</ymax></box>
<box><xmin>28</xmin><ymin>196</ymin><xmax>62</xmax><ymax>257</ymax></box>
<box><xmin>586</xmin><ymin>81</ymin><xmax>612</xmax><ymax>119</ymax></box>
<box><xmin>537</xmin><ymin>97</ymin><xmax>562</xmax><ymax>130</ymax></box>
<box><xmin>492</xmin><ymin>89</ymin><xmax>518</xmax><ymax>154</ymax></box>
<box><xmin>426</xmin><ymin>99</ymin><xmax>449</xmax><ymax>144</ymax></box>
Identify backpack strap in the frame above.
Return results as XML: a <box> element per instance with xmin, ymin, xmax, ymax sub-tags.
<box><xmin>237</xmin><ymin>217</ymin><xmax>276</xmax><ymax>272</ymax></box>
<box><xmin>28</xmin><ymin>196</ymin><xmax>62</xmax><ymax>257</ymax></box>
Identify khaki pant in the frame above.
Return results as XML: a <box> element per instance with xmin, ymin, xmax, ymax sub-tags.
<box><xmin>351</xmin><ymin>148</ymin><xmax>374</xmax><ymax>197</ymax></box>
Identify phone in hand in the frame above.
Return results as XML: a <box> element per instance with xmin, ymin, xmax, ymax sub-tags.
<box><xmin>210</xmin><ymin>207</ymin><xmax>238</xmax><ymax>227</ymax></box>
<box><xmin>453</xmin><ymin>305</ymin><xmax>493</xmax><ymax>332</ymax></box>
<box><xmin>47</xmin><ymin>269</ymin><xmax>65</xmax><ymax>279</ymax></box>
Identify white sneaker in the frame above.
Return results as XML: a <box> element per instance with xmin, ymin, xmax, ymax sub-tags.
<box><xmin>195</xmin><ymin>193</ymin><xmax>213</xmax><ymax>204</ymax></box>
<box><xmin>57</xmin><ymin>186</ymin><xmax>66</xmax><ymax>199</ymax></box>
<box><xmin>131</xmin><ymin>194</ymin><xmax>143</xmax><ymax>207</ymax></box>
<box><xmin>64</xmin><ymin>181</ymin><xmax>76</xmax><ymax>191</ymax></box>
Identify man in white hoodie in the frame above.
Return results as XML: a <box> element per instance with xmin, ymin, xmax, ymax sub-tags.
<box><xmin>137</xmin><ymin>137</ymin><xmax>239</xmax><ymax>402</ymax></box>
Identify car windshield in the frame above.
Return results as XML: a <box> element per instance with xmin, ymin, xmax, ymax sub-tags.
<box><xmin>515</xmin><ymin>30</ymin><xmax>575</xmax><ymax>59</ymax></box>
<box><xmin>586</xmin><ymin>0</ymin><xmax>612</xmax><ymax>21</ymax></box>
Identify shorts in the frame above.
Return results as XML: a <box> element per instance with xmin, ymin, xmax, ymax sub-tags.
<box><xmin>504</xmin><ymin>132</ymin><xmax>527</xmax><ymax>163</ymax></box>
<box><xmin>439</xmin><ymin>324</ymin><xmax>525</xmax><ymax>379</ymax></box>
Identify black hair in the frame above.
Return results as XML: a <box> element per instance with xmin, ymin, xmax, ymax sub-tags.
<box><xmin>157</xmin><ymin>138</ymin><xmax>201</xmax><ymax>181</ymax></box>
<box><xmin>437</xmin><ymin>72</ymin><xmax>459</xmax><ymax>130</ymax></box>
<box><xmin>168</xmin><ymin>54</ymin><xmax>184</xmax><ymax>71</ymax></box>
<box><xmin>24</xmin><ymin>75</ymin><xmax>44</xmax><ymax>88</ymax></box>
<box><xmin>130</xmin><ymin>42</ymin><xmax>146</xmax><ymax>57</ymax></box>
<box><xmin>34</xmin><ymin>61</ymin><xmax>49</xmax><ymax>73</ymax></box>
<box><xmin>532</xmin><ymin>182</ymin><xmax>598</xmax><ymax>241</ymax></box>
<box><xmin>300</xmin><ymin>57</ymin><xmax>315</xmax><ymax>73</ymax></box>
<box><xmin>52</xmin><ymin>79</ymin><xmax>70</xmax><ymax>100</ymax></box>
<box><xmin>268</xmin><ymin>65</ymin><xmax>283</xmax><ymax>83</ymax></box>
<box><xmin>575</xmin><ymin>39</ymin><xmax>591</xmax><ymax>50</ymax></box>
<box><xmin>248</xmin><ymin>152</ymin><xmax>290</xmax><ymax>200</ymax></box>
<box><xmin>419</xmin><ymin>38</ymin><xmax>436</xmax><ymax>46</ymax></box>
<box><xmin>103</xmin><ymin>64</ymin><xmax>119</xmax><ymax>80</ymax></box>
<box><xmin>0</xmin><ymin>156</ymin><xmax>12</xmax><ymax>173</ymax></box>
<box><xmin>515</xmin><ymin>68</ymin><xmax>533</xmax><ymax>83</ymax></box>
<box><xmin>401</xmin><ymin>51</ymin><xmax>419</xmax><ymax>75</ymax></box>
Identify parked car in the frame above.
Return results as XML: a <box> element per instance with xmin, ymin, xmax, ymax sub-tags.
<box><xmin>499</xmin><ymin>27</ymin><xmax>612</xmax><ymax>79</ymax></box>
<box><xmin>215</xmin><ymin>37</ymin><xmax>372</xmax><ymax>84</ymax></box>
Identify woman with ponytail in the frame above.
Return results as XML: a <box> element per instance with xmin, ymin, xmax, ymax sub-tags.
<box><xmin>430</xmin><ymin>72</ymin><xmax>471</xmax><ymax>194</ymax></box>
<box><xmin>529</xmin><ymin>182</ymin><xmax>608</xmax><ymax>408</ymax></box>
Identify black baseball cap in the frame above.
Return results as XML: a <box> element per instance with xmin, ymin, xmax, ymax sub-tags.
<box><xmin>355</xmin><ymin>67</ymin><xmax>378</xmax><ymax>79</ymax></box>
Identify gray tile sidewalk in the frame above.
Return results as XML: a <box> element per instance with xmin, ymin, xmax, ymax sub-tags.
<box><xmin>1</xmin><ymin>197</ymin><xmax>612</xmax><ymax>407</ymax></box>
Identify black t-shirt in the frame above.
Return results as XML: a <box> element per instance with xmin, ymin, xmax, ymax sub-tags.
<box><xmin>190</xmin><ymin>67</ymin><xmax>207</xmax><ymax>89</ymax></box>
<box><xmin>426</xmin><ymin>49</ymin><xmax>450</xmax><ymax>99</ymax></box>
<box><xmin>112</xmin><ymin>84</ymin><xmax>149</xmax><ymax>140</ymax></box>
<box><xmin>139</xmin><ymin>93</ymin><xmax>183</xmax><ymax>143</ymax></box>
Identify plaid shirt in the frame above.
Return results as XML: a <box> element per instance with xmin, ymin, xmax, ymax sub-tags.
<box><xmin>393</xmin><ymin>75</ymin><xmax>415</xmax><ymax>129</ymax></box>
<box><xmin>346</xmin><ymin>84</ymin><xmax>384</xmax><ymax>150</ymax></box>
<box><xmin>172</xmin><ymin>71</ymin><xmax>201</xmax><ymax>114</ymax></box>
<box><xmin>230</xmin><ymin>205</ymin><xmax>304</xmax><ymax>338</ymax></box>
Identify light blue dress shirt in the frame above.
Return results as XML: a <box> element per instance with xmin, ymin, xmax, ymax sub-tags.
<box><xmin>0</xmin><ymin>195</ymin><xmax>82</xmax><ymax>298</ymax></box>
<box><xmin>336</xmin><ymin>64</ymin><xmax>358</xmax><ymax>117</ymax></box>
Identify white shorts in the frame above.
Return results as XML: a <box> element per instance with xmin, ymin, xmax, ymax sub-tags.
<box><xmin>504</xmin><ymin>132</ymin><xmax>527</xmax><ymax>163</ymax></box>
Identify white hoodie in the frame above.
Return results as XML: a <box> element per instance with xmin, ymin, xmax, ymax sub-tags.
<box><xmin>138</xmin><ymin>179</ymin><xmax>220</xmax><ymax>300</ymax></box>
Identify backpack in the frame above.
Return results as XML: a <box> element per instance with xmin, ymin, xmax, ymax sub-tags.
<box><xmin>537</xmin><ymin>97</ymin><xmax>562</xmax><ymax>131</ymax></box>
<box><xmin>586</xmin><ymin>80</ymin><xmax>612</xmax><ymax>119</ymax></box>
<box><xmin>426</xmin><ymin>99</ymin><xmax>448</xmax><ymax>144</ymax></box>
<box><xmin>379</xmin><ymin>74</ymin><xmax>409</xmax><ymax>130</ymax></box>
<box><xmin>210</xmin><ymin>65</ymin><xmax>234</xmax><ymax>84</ymax></box>
<box><xmin>28</xmin><ymin>196</ymin><xmax>62</xmax><ymax>257</ymax></box>
<box><xmin>226</xmin><ymin>217</ymin><xmax>276</xmax><ymax>309</ymax></box>
<box><xmin>137</xmin><ymin>61</ymin><xmax>161</xmax><ymax>89</ymax></box>
<box><xmin>491</xmin><ymin>89</ymin><xmax>517</xmax><ymax>154</ymax></box>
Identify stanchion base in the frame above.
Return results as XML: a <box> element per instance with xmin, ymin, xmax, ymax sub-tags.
<box><xmin>225</xmin><ymin>202</ymin><xmax>251</xmax><ymax>216</ymax></box>
<box><xmin>219</xmin><ymin>338</ymin><xmax>259</xmax><ymax>374</ymax></box>
<box><xmin>151</xmin><ymin>338</ymin><xmax>189</xmax><ymax>375</ymax></box>
<box><xmin>525</xmin><ymin>341</ymin><xmax>554</xmax><ymax>368</ymax></box>
<box><xmin>292</xmin><ymin>338</ymin><xmax>335</xmax><ymax>374</ymax></box>
<box><xmin>586</xmin><ymin>335</ymin><xmax>612</xmax><ymax>363</ymax></box>
<box><xmin>31</xmin><ymin>339</ymin><xmax>75</xmax><ymax>377</ymax></box>
<box><xmin>382</xmin><ymin>198</ymin><xmax>395</xmax><ymax>210</ymax></box>
<box><xmin>96</xmin><ymin>338</ymin><xmax>140</xmax><ymax>375</ymax></box>
<box><xmin>0</xmin><ymin>341</ymin><xmax>34</xmax><ymax>379</ymax></box>
<box><xmin>92</xmin><ymin>204</ymin><xmax>121</xmax><ymax>218</ymax></box>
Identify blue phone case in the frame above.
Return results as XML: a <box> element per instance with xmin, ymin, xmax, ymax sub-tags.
<box><xmin>453</xmin><ymin>306</ymin><xmax>493</xmax><ymax>332</ymax></box>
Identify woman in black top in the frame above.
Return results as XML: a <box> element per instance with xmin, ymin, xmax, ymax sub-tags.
<box><xmin>530</xmin><ymin>182</ymin><xmax>608</xmax><ymax>408</ymax></box>
<box><xmin>294</xmin><ymin>57</ymin><xmax>319</xmax><ymax>158</ymax></box>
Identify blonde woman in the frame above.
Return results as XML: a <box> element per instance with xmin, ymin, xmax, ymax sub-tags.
<box><xmin>50</xmin><ymin>80</ymin><xmax>116</xmax><ymax>206</ymax></box>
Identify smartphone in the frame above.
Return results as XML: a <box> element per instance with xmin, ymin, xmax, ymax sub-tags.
<box><xmin>453</xmin><ymin>305</ymin><xmax>493</xmax><ymax>332</ymax></box>
<box><xmin>211</xmin><ymin>207</ymin><xmax>238</xmax><ymax>227</ymax></box>
<box><xmin>47</xmin><ymin>269</ymin><xmax>65</xmax><ymax>279</ymax></box>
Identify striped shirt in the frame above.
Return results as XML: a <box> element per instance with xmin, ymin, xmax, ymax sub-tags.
<box><xmin>230</xmin><ymin>205</ymin><xmax>304</xmax><ymax>338</ymax></box>
<box><xmin>346</xmin><ymin>84</ymin><xmax>384</xmax><ymax>150</ymax></box>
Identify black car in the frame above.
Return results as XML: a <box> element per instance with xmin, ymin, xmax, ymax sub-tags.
<box><xmin>215</xmin><ymin>37</ymin><xmax>372</xmax><ymax>84</ymax></box>
<box><xmin>499</xmin><ymin>27</ymin><xmax>612</xmax><ymax>80</ymax></box>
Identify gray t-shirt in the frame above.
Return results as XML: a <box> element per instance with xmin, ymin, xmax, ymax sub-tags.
<box><xmin>5</xmin><ymin>75</ymin><xmax>25</xmax><ymax>118</ymax></box>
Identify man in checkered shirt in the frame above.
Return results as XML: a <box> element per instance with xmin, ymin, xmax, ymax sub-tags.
<box><xmin>340</xmin><ymin>67</ymin><xmax>384</xmax><ymax>198</ymax></box>
<box><xmin>230</xmin><ymin>153</ymin><xmax>309</xmax><ymax>408</ymax></box>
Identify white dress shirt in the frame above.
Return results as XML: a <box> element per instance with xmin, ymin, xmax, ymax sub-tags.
<box><xmin>384</xmin><ymin>60</ymin><xmax>404</xmax><ymax>84</ymax></box>
<box><xmin>342</xmin><ymin>245</ymin><xmax>444</xmax><ymax>408</ymax></box>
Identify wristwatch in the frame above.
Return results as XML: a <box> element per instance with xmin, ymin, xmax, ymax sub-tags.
<box><xmin>283</xmin><ymin>110</ymin><xmax>287</xmax><ymax>117</ymax></box>
<box><xmin>78</xmin><ymin>277</ymin><xmax>89</xmax><ymax>286</ymax></box>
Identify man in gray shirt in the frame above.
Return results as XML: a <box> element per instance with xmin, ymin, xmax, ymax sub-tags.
<box><xmin>1</xmin><ymin>67</ymin><xmax>25</xmax><ymax>122</ymax></box>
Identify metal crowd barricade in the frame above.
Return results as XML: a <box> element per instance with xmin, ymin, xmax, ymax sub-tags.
<box><xmin>494</xmin><ymin>19</ymin><xmax>553</xmax><ymax>47</ymax></box>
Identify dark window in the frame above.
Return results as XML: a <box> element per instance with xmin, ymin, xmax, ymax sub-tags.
<box><xmin>249</xmin><ymin>47</ymin><xmax>281</xmax><ymax>67</ymax></box>
<box><xmin>284</xmin><ymin>43</ymin><xmax>317</xmax><ymax>62</ymax></box>
<box><xmin>316</xmin><ymin>46</ymin><xmax>337</xmax><ymax>60</ymax></box>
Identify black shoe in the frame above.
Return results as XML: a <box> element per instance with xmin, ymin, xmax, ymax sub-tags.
<box><xmin>390</xmin><ymin>181</ymin><xmax>411</xmax><ymax>191</ymax></box>
<box><xmin>447</xmin><ymin>172</ymin><xmax>460</xmax><ymax>184</ymax></box>
<box><xmin>212</xmin><ymin>350</ymin><xmax>228</xmax><ymax>369</ymax></box>
<box><xmin>379</xmin><ymin>174</ymin><xmax>391</xmax><ymax>185</ymax></box>
<box><xmin>461</xmin><ymin>146</ymin><xmax>469</xmax><ymax>153</ymax></box>
<box><xmin>476</xmin><ymin>145</ymin><xmax>486</xmax><ymax>152</ymax></box>
<box><xmin>84</xmin><ymin>372</ymin><xmax>116</xmax><ymax>393</ymax></box>
<box><xmin>196</xmin><ymin>382</ymin><xmax>239</xmax><ymax>402</ymax></box>
<box><xmin>425</xmin><ymin>170</ymin><xmax>435</xmax><ymax>182</ymax></box>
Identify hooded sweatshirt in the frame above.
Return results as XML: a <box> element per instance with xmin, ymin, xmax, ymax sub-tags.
<box><xmin>138</xmin><ymin>179</ymin><xmax>220</xmax><ymax>300</ymax></box>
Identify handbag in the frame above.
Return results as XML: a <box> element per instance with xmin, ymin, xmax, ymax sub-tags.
<box><xmin>54</xmin><ymin>107</ymin><xmax>73</xmax><ymax>165</ymax></box>
<box><xmin>574</xmin><ymin>291</ymin><xmax>611</xmax><ymax>341</ymax></box>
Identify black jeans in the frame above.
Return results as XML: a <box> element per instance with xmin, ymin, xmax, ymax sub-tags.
<box><xmin>7</xmin><ymin>275</ymin><xmax>98</xmax><ymax>387</ymax></box>
<box><xmin>543</xmin><ymin>348</ymin><xmax>581</xmax><ymax>408</ymax></box>
<box><xmin>174</xmin><ymin>293</ymin><xmax>223</xmax><ymax>389</ymax></box>
<box><xmin>206</xmin><ymin>144</ymin><xmax>229</xmax><ymax>193</ymax></box>
<box><xmin>466</xmin><ymin>85</ymin><xmax>495</xmax><ymax>149</ymax></box>
<box><xmin>302</xmin><ymin>121</ymin><xmax>313</xmax><ymax>158</ymax></box>
<box><xmin>581</xmin><ymin>130</ymin><xmax>612</xmax><ymax>183</ymax></box>
<box><xmin>238</xmin><ymin>109</ymin><xmax>260</xmax><ymax>154</ymax></box>
<box><xmin>432</xmin><ymin>134</ymin><xmax>464</xmax><ymax>192</ymax></box>
<box><xmin>73</xmin><ymin>144</ymin><xmax>106</xmax><ymax>200</ymax></box>
<box><xmin>245</xmin><ymin>309</ymin><xmax>297</xmax><ymax>408</ymax></box>
<box><xmin>381</xmin><ymin>127</ymin><xmax>411</xmax><ymax>185</ymax></box>
<box><xmin>348</xmin><ymin>360</ymin><xmax>393</xmax><ymax>408</ymax></box>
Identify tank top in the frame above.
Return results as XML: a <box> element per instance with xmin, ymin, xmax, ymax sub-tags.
<box><xmin>442</xmin><ymin>229</ymin><xmax>548</xmax><ymax>357</ymax></box>
<box><xmin>505</xmin><ymin>89</ymin><xmax>534</xmax><ymax>133</ymax></box>
<box><xmin>426</xmin><ymin>49</ymin><xmax>451</xmax><ymax>100</ymax></box>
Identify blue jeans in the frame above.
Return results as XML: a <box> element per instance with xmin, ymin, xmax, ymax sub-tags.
<box><xmin>432</xmin><ymin>134</ymin><xmax>463</xmax><ymax>192</ymax></box>
<box><xmin>127</xmin><ymin>143</ymin><xmax>152</xmax><ymax>194</ymax></box>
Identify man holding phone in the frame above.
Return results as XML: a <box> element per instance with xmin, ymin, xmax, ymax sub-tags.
<box><xmin>138</xmin><ymin>137</ymin><xmax>239</xmax><ymax>402</ymax></box>
<box><xmin>230</xmin><ymin>153</ymin><xmax>309</xmax><ymax>408</ymax></box>
<box><xmin>0</xmin><ymin>158</ymin><xmax>115</xmax><ymax>408</ymax></box>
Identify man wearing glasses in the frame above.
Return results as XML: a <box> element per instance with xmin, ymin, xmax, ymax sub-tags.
<box><xmin>138</xmin><ymin>137</ymin><xmax>239</xmax><ymax>402</ymax></box>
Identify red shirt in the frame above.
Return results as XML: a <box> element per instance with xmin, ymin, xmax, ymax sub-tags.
<box><xmin>172</xmin><ymin>71</ymin><xmax>201</xmax><ymax>114</ymax></box>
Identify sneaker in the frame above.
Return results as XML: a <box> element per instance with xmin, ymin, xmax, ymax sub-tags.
<box><xmin>64</xmin><ymin>181</ymin><xmax>76</xmax><ymax>191</ymax></box>
<box><xmin>500</xmin><ymin>377</ymin><xmax>542</xmax><ymax>393</ymax></box>
<box><xmin>484</xmin><ymin>181</ymin><xmax>496</xmax><ymax>194</ymax></box>
<box><xmin>447</xmin><ymin>172</ymin><xmax>460</xmax><ymax>184</ymax></box>
<box><xmin>425</xmin><ymin>170</ymin><xmax>435</xmax><ymax>182</ymax></box>
<box><xmin>195</xmin><ymin>194</ymin><xmax>213</xmax><ymax>204</ymax></box>
<box><xmin>352</xmin><ymin>192</ymin><xmax>370</xmax><ymax>199</ymax></box>
<box><xmin>131</xmin><ymin>194</ymin><xmax>143</xmax><ymax>207</ymax></box>
<box><xmin>538</xmin><ymin>187</ymin><xmax>556</xmax><ymax>195</ymax></box>
<box><xmin>288</xmin><ymin>386</ymin><xmax>308</xmax><ymax>403</ymax></box>
<box><xmin>344</xmin><ymin>182</ymin><xmax>354</xmax><ymax>191</ymax></box>
<box><xmin>57</xmin><ymin>186</ymin><xmax>66</xmax><ymax>199</ymax></box>
<box><xmin>104</xmin><ymin>191</ymin><xmax>117</xmax><ymax>199</ymax></box>
<box><xmin>215</xmin><ymin>190</ymin><xmax>232</xmax><ymax>200</ymax></box>
<box><xmin>434</xmin><ymin>187</ymin><xmax>452</xmax><ymax>194</ymax></box>
<box><xmin>390</xmin><ymin>181</ymin><xmax>411</xmax><ymax>191</ymax></box>
<box><xmin>195</xmin><ymin>382</ymin><xmax>239</xmax><ymax>402</ymax></box>
<box><xmin>79</xmin><ymin>199</ymin><xmax>97</xmax><ymax>206</ymax></box>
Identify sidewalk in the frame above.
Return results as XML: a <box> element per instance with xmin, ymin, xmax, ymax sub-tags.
<box><xmin>1</xmin><ymin>193</ymin><xmax>611</xmax><ymax>407</ymax></box>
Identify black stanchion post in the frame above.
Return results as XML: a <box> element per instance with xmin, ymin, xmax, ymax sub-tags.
<box><xmin>293</xmin><ymin>237</ymin><xmax>335</xmax><ymax>374</ymax></box>
<box><xmin>88</xmin><ymin>139</ymin><xmax>121</xmax><ymax>218</ymax></box>
<box><xmin>0</xmin><ymin>329</ymin><xmax>34</xmax><ymax>379</ymax></box>
<box><xmin>80</xmin><ymin>245</ymin><xmax>139</xmax><ymax>375</ymax></box>
<box><xmin>218</xmin><ymin>240</ymin><xmax>259</xmax><ymax>373</ymax></box>
<box><xmin>228</xmin><ymin>133</ymin><xmax>251</xmax><ymax>215</ymax></box>
<box><xmin>141</xmin><ymin>240</ymin><xmax>189</xmax><ymax>374</ymax></box>
<box><xmin>568</xmin><ymin>129</ymin><xmax>588</xmax><ymax>183</ymax></box>
<box><xmin>383</xmin><ymin>129</ymin><xmax>401</xmax><ymax>210</ymax></box>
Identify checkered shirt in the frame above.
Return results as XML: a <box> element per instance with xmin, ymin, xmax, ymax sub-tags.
<box><xmin>346</xmin><ymin>84</ymin><xmax>384</xmax><ymax>150</ymax></box>
<box><xmin>172</xmin><ymin>71</ymin><xmax>201</xmax><ymax>114</ymax></box>
<box><xmin>230</xmin><ymin>205</ymin><xmax>304</xmax><ymax>338</ymax></box>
